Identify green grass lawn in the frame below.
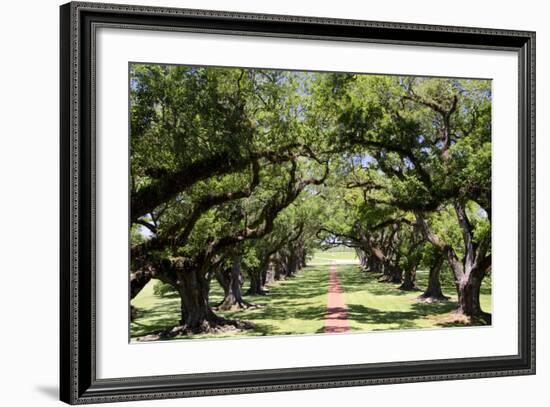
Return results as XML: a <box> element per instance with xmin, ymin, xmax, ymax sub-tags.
<box><xmin>131</xmin><ymin>265</ymin><xmax>330</xmax><ymax>340</ymax></box>
<box><xmin>338</xmin><ymin>265</ymin><xmax>491</xmax><ymax>332</ymax></box>
<box><xmin>131</xmin><ymin>251</ymin><xmax>491</xmax><ymax>341</ymax></box>
<box><xmin>308</xmin><ymin>250</ymin><xmax>358</xmax><ymax>264</ymax></box>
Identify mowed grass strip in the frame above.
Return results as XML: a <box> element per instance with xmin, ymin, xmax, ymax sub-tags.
<box><xmin>337</xmin><ymin>265</ymin><xmax>492</xmax><ymax>332</ymax></box>
<box><xmin>131</xmin><ymin>251</ymin><xmax>492</xmax><ymax>341</ymax></box>
<box><xmin>131</xmin><ymin>265</ymin><xmax>330</xmax><ymax>341</ymax></box>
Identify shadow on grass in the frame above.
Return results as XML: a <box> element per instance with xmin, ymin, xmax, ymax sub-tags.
<box><xmin>222</xmin><ymin>267</ymin><xmax>330</xmax><ymax>324</ymax></box>
<box><xmin>338</xmin><ymin>265</ymin><xmax>492</xmax><ymax>299</ymax></box>
<box><xmin>132</xmin><ymin>263</ymin><xmax>492</xmax><ymax>340</ymax></box>
<box><xmin>410</xmin><ymin>300</ymin><xmax>458</xmax><ymax>315</ymax></box>
<box><xmin>132</xmin><ymin>266</ymin><xmax>330</xmax><ymax>339</ymax></box>
<box><xmin>336</xmin><ymin>265</ymin><xmax>492</xmax><ymax>331</ymax></box>
<box><xmin>131</xmin><ymin>295</ymin><xmax>180</xmax><ymax>338</ymax></box>
<box><xmin>346</xmin><ymin>304</ymin><xmax>417</xmax><ymax>329</ymax></box>
<box><xmin>345</xmin><ymin>301</ymin><xmax>478</xmax><ymax>331</ymax></box>
<box><xmin>293</xmin><ymin>305</ymin><xmax>328</xmax><ymax>321</ymax></box>
<box><xmin>336</xmin><ymin>268</ymin><xmax>411</xmax><ymax>297</ymax></box>
<box><xmin>131</xmin><ymin>310</ymin><xmax>180</xmax><ymax>338</ymax></box>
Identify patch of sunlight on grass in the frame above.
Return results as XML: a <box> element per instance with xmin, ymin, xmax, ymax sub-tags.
<box><xmin>338</xmin><ymin>265</ymin><xmax>492</xmax><ymax>332</ymax></box>
<box><xmin>130</xmin><ymin>281</ymin><xmax>180</xmax><ymax>337</ymax></box>
<box><xmin>130</xmin><ymin>262</ymin><xmax>492</xmax><ymax>341</ymax></box>
<box><xmin>131</xmin><ymin>265</ymin><xmax>330</xmax><ymax>341</ymax></box>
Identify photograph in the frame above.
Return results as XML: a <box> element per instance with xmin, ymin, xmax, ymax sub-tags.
<box><xmin>56</xmin><ymin>1</ymin><xmax>536</xmax><ymax>404</ymax></box>
<box><xmin>129</xmin><ymin>64</ymin><xmax>493</xmax><ymax>342</ymax></box>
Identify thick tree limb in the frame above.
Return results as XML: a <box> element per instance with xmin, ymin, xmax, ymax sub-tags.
<box><xmin>131</xmin><ymin>143</ymin><xmax>315</xmax><ymax>221</ymax></box>
<box><xmin>211</xmin><ymin>161</ymin><xmax>328</xmax><ymax>254</ymax></box>
<box><xmin>453</xmin><ymin>200</ymin><xmax>475</xmax><ymax>272</ymax></box>
<box><xmin>131</xmin><ymin>161</ymin><xmax>260</xmax><ymax>258</ymax></box>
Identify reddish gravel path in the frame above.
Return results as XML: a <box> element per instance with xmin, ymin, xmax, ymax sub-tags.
<box><xmin>325</xmin><ymin>263</ymin><xmax>350</xmax><ymax>333</ymax></box>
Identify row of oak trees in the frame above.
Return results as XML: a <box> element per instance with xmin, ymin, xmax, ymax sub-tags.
<box><xmin>130</xmin><ymin>64</ymin><xmax>492</xmax><ymax>335</ymax></box>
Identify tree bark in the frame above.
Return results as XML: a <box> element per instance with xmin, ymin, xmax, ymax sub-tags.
<box><xmin>366</xmin><ymin>255</ymin><xmax>382</xmax><ymax>273</ymax></box>
<box><xmin>217</xmin><ymin>256</ymin><xmax>253</xmax><ymax>310</ymax></box>
<box><xmin>294</xmin><ymin>243</ymin><xmax>306</xmax><ymax>270</ymax></box>
<box><xmin>287</xmin><ymin>252</ymin><xmax>298</xmax><ymax>277</ymax></box>
<box><xmin>415</xmin><ymin>210</ymin><xmax>490</xmax><ymax>320</ymax></box>
<box><xmin>399</xmin><ymin>266</ymin><xmax>418</xmax><ymax>290</ymax></box>
<box><xmin>299</xmin><ymin>248</ymin><xmax>307</xmax><ymax>268</ymax></box>
<box><xmin>134</xmin><ymin>257</ymin><xmax>255</xmax><ymax>337</ymax></box>
<box><xmin>418</xmin><ymin>254</ymin><xmax>448</xmax><ymax>301</ymax></box>
<box><xmin>174</xmin><ymin>262</ymin><xmax>222</xmax><ymax>333</ymax></box>
<box><xmin>357</xmin><ymin>249</ymin><xmax>368</xmax><ymax>271</ymax></box>
<box><xmin>377</xmin><ymin>253</ymin><xmax>401</xmax><ymax>283</ymax></box>
<box><xmin>247</xmin><ymin>262</ymin><xmax>269</xmax><ymax>295</ymax></box>
<box><xmin>273</xmin><ymin>253</ymin><xmax>288</xmax><ymax>280</ymax></box>
<box><xmin>385</xmin><ymin>263</ymin><xmax>402</xmax><ymax>284</ymax></box>
<box><xmin>365</xmin><ymin>239</ymin><xmax>401</xmax><ymax>283</ymax></box>
<box><xmin>456</xmin><ymin>272</ymin><xmax>484</xmax><ymax>318</ymax></box>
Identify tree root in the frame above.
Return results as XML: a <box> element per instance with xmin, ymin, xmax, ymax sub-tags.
<box><xmin>214</xmin><ymin>299</ymin><xmax>264</xmax><ymax>311</ymax></box>
<box><xmin>136</xmin><ymin>317</ymin><xmax>256</xmax><ymax>341</ymax></box>
<box><xmin>454</xmin><ymin>310</ymin><xmax>492</xmax><ymax>325</ymax></box>
<box><xmin>433</xmin><ymin>310</ymin><xmax>492</xmax><ymax>327</ymax></box>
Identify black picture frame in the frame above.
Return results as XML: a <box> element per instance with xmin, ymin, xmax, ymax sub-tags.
<box><xmin>60</xmin><ymin>1</ymin><xmax>536</xmax><ymax>404</ymax></box>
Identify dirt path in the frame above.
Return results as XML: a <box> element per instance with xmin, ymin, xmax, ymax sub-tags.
<box><xmin>325</xmin><ymin>263</ymin><xmax>350</xmax><ymax>333</ymax></box>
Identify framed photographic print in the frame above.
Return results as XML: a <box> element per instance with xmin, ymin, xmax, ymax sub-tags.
<box><xmin>60</xmin><ymin>1</ymin><xmax>536</xmax><ymax>404</ymax></box>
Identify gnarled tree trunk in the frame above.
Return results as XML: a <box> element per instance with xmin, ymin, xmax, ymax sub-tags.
<box><xmin>356</xmin><ymin>249</ymin><xmax>368</xmax><ymax>271</ymax></box>
<box><xmin>456</xmin><ymin>271</ymin><xmax>484</xmax><ymax>317</ymax></box>
<box><xmin>273</xmin><ymin>252</ymin><xmax>288</xmax><ymax>280</ymax></box>
<box><xmin>177</xmin><ymin>276</ymin><xmax>217</xmax><ymax>330</ymax></box>
<box><xmin>366</xmin><ymin>255</ymin><xmax>382</xmax><ymax>273</ymax></box>
<box><xmin>384</xmin><ymin>263</ymin><xmax>402</xmax><ymax>284</ymax></box>
<box><xmin>415</xmin><ymin>209</ymin><xmax>491</xmax><ymax>322</ymax></box>
<box><xmin>247</xmin><ymin>262</ymin><xmax>269</xmax><ymax>295</ymax></box>
<box><xmin>172</xmin><ymin>260</ymin><xmax>222</xmax><ymax>333</ymax></box>
<box><xmin>143</xmin><ymin>258</ymin><xmax>253</xmax><ymax>337</ymax></box>
<box><xmin>287</xmin><ymin>251</ymin><xmax>298</xmax><ymax>277</ymax></box>
<box><xmin>378</xmin><ymin>252</ymin><xmax>401</xmax><ymax>283</ymax></box>
<box><xmin>217</xmin><ymin>255</ymin><xmax>251</xmax><ymax>310</ymax></box>
<box><xmin>399</xmin><ymin>266</ymin><xmax>417</xmax><ymax>290</ymax></box>
<box><xmin>418</xmin><ymin>254</ymin><xmax>448</xmax><ymax>301</ymax></box>
<box><xmin>299</xmin><ymin>248</ymin><xmax>307</xmax><ymax>268</ymax></box>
